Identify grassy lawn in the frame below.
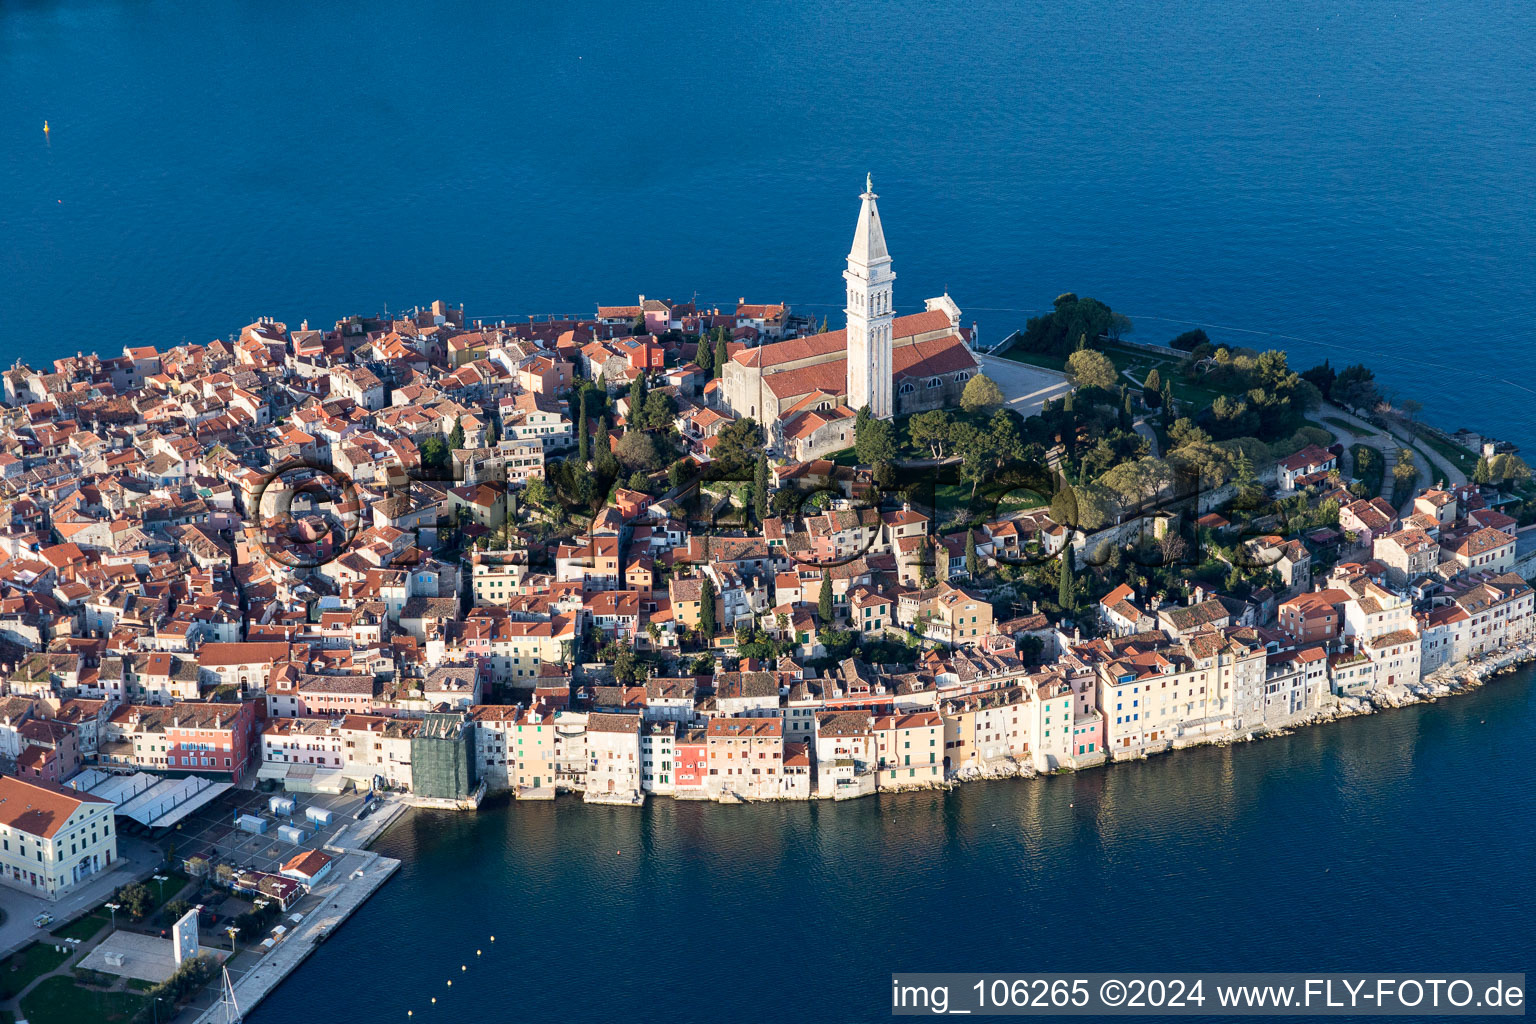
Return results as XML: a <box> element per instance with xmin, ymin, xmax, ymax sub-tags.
<box><xmin>1302</xmin><ymin>419</ymin><xmax>1337</xmax><ymax>445</ymax></box>
<box><xmin>995</xmin><ymin>348</ymin><xmax>1066</xmax><ymax>372</ymax></box>
<box><xmin>1322</xmin><ymin>415</ymin><xmax>1357</xmax><ymax>433</ymax></box>
<box><xmin>0</xmin><ymin>942</ymin><xmax>72</xmax><ymax>1000</ymax></box>
<box><xmin>1352</xmin><ymin>444</ymin><xmax>1385</xmax><ymax>498</ymax></box>
<box><xmin>1418</xmin><ymin>430</ymin><xmax>1480</xmax><ymax>477</ymax></box>
<box><xmin>50</xmin><ymin>912</ymin><xmax>109</xmax><ymax>943</ymax></box>
<box><xmin>20</xmin><ymin>975</ymin><xmax>147</xmax><ymax>1024</ymax></box>
<box><xmin>931</xmin><ymin>483</ymin><xmax>1046</xmax><ymax>524</ymax></box>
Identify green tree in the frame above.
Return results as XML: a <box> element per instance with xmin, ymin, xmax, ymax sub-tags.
<box><xmin>485</xmin><ymin>416</ymin><xmax>500</xmax><ymax>445</ymax></box>
<box><xmin>699</xmin><ymin>577</ymin><xmax>717</xmax><ymax>640</ymax></box>
<box><xmin>668</xmin><ymin>459</ymin><xmax>693</xmax><ymax>490</ymax></box>
<box><xmin>853</xmin><ymin>406</ymin><xmax>897</xmax><ymax>466</ymax></box>
<box><xmin>694</xmin><ymin>330</ymin><xmax>714</xmax><ymax>374</ymax></box>
<box><xmin>115</xmin><ymin>882</ymin><xmax>153</xmax><ymax>919</ymax></box>
<box><xmin>909</xmin><ymin>409</ymin><xmax>954</xmax><ymax>457</ymax></box>
<box><xmin>577</xmin><ymin>391</ymin><xmax>590</xmax><ymax>464</ymax></box>
<box><xmin>524</xmin><ymin>475</ymin><xmax>552</xmax><ymax>507</ymax></box>
<box><xmin>1169</xmin><ymin>328</ymin><xmax>1210</xmax><ymax>351</ymax></box>
<box><xmin>641</xmin><ymin>389</ymin><xmax>676</xmax><ymax>431</ymax></box>
<box><xmin>955</xmin><ymin>424</ymin><xmax>995</xmax><ymax>497</ymax></box>
<box><xmin>632</xmin><ymin>313</ymin><xmax>647</xmax><ymax>335</ymax></box>
<box><xmin>448</xmin><ymin>416</ymin><xmax>465</xmax><ymax>452</ymax></box>
<box><xmin>1050</xmin><ymin>483</ymin><xmax>1080</xmax><ymax>529</ymax></box>
<box><xmin>712</xmin><ymin>418</ymin><xmax>763</xmax><ymax>475</ymax></box>
<box><xmin>628</xmin><ymin>373</ymin><xmax>647</xmax><ymax>420</ymax></box>
<box><xmin>960</xmin><ymin>373</ymin><xmax>1005</xmax><ymax>413</ymax></box>
<box><xmin>1057</xmin><ymin>549</ymin><xmax>1076</xmax><ymax>611</ymax></box>
<box><xmin>1489</xmin><ymin>453</ymin><xmax>1531</xmax><ymax>483</ymax></box>
<box><xmin>818</xmin><ymin>571</ymin><xmax>834</xmax><ymax>625</ymax></box>
<box><xmin>1142</xmin><ymin>368</ymin><xmax>1163</xmax><ymax>408</ymax></box>
<box><xmin>419</xmin><ymin>436</ymin><xmax>449</xmax><ymax>475</ymax></box>
<box><xmin>612</xmin><ymin>647</ymin><xmax>644</xmax><ymax>685</ymax></box>
<box><xmin>713</xmin><ymin>332</ymin><xmax>729</xmax><ymax>378</ymax></box>
<box><xmin>594</xmin><ymin>426</ymin><xmax>621</xmax><ymax>479</ymax></box>
<box><xmin>1332</xmin><ymin>363</ymin><xmax>1379</xmax><ymax>412</ymax></box>
<box><xmin>1066</xmin><ymin>348</ymin><xmax>1119</xmax><ymax>391</ymax></box>
<box><xmin>754</xmin><ymin>452</ymin><xmax>770</xmax><ymax>523</ymax></box>
<box><xmin>1473</xmin><ymin>455</ymin><xmax>1492</xmax><ymax>485</ymax></box>
<box><xmin>965</xmin><ymin>530</ymin><xmax>978</xmax><ymax>577</ymax></box>
<box><xmin>615</xmin><ymin>430</ymin><xmax>663</xmax><ymax>472</ymax></box>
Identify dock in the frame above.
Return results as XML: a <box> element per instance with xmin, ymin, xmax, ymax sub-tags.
<box><xmin>190</xmin><ymin>797</ymin><xmax>409</xmax><ymax>1023</ymax></box>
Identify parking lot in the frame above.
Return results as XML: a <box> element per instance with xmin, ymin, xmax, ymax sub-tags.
<box><xmin>170</xmin><ymin>788</ymin><xmax>374</xmax><ymax>876</ymax></box>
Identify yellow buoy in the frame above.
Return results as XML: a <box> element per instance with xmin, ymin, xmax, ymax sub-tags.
<box><xmin>461</xmin><ymin>965</ymin><xmax>466</xmax><ymax>971</ymax></box>
<box><xmin>43</xmin><ymin>121</ymin><xmax>50</xmax><ymax>134</ymax></box>
<box><xmin>476</xmin><ymin>950</ymin><xmax>481</xmax><ymax>956</ymax></box>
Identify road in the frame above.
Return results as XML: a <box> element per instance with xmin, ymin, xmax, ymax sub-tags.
<box><xmin>1322</xmin><ymin>403</ymin><xmax>1465</xmax><ymax>514</ymax></box>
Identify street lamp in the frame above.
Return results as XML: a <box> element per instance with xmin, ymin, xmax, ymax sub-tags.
<box><xmin>226</xmin><ymin>925</ymin><xmax>240</xmax><ymax>953</ymax></box>
<box><xmin>152</xmin><ymin>873</ymin><xmax>169</xmax><ymax>904</ymax></box>
<box><xmin>105</xmin><ymin>901</ymin><xmax>121</xmax><ymax>932</ymax></box>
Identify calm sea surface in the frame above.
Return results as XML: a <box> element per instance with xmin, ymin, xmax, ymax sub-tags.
<box><xmin>3</xmin><ymin>1</ymin><xmax>1534</xmax><ymax>443</ymax></box>
<box><xmin>247</xmin><ymin>669</ymin><xmax>1536</xmax><ymax>1023</ymax></box>
<box><xmin>3</xmin><ymin>3</ymin><xmax>1533</xmax><ymax>1019</ymax></box>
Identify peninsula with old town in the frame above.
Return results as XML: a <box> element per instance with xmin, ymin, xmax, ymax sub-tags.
<box><xmin>0</xmin><ymin>179</ymin><xmax>1532</xmax><ymax>1019</ymax></box>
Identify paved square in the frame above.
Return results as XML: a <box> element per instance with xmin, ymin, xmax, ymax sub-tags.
<box><xmin>78</xmin><ymin>929</ymin><xmax>180</xmax><ymax>984</ymax></box>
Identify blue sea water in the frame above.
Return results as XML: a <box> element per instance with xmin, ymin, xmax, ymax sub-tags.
<box><xmin>3</xmin><ymin>3</ymin><xmax>1534</xmax><ymax>1020</ymax></box>
<box><xmin>3</xmin><ymin>1</ymin><xmax>1535</xmax><ymax>444</ymax></box>
<box><xmin>247</xmin><ymin>669</ymin><xmax>1536</xmax><ymax>1024</ymax></box>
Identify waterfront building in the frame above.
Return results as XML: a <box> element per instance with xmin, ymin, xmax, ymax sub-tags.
<box><xmin>673</xmin><ymin>728</ymin><xmax>708</xmax><ymax>798</ymax></box>
<box><xmin>641</xmin><ymin>721</ymin><xmax>676</xmax><ymax>796</ymax></box>
<box><xmin>939</xmin><ymin>687</ymin><xmax>1033</xmax><ymax>772</ymax></box>
<box><xmin>585</xmin><ymin>713</ymin><xmax>643</xmax><ymax>804</ymax></box>
<box><xmin>872</xmin><ymin>711</ymin><xmax>942</xmax><ymax>788</ymax></box>
<box><xmin>411</xmin><ymin>711</ymin><xmax>477</xmax><ymax>802</ymax></box>
<box><xmin>705</xmin><ymin>717</ymin><xmax>785</xmax><ymax>800</ymax></box>
<box><xmin>0</xmin><ymin>773</ymin><xmax>116</xmax><ymax>900</ymax></box>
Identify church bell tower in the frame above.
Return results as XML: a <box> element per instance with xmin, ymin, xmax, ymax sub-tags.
<box><xmin>845</xmin><ymin>174</ymin><xmax>895</xmax><ymax>420</ymax></box>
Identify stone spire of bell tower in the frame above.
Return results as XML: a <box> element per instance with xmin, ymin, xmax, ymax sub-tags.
<box><xmin>845</xmin><ymin>174</ymin><xmax>895</xmax><ymax>420</ymax></box>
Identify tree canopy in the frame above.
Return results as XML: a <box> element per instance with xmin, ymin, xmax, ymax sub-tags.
<box><xmin>960</xmin><ymin>373</ymin><xmax>1005</xmax><ymax>413</ymax></box>
<box><xmin>1066</xmin><ymin>348</ymin><xmax>1119</xmax><ymax>391</ymax></box>
<box><xmin>1018</xmin><ymin>293</ymin><xmax>1127</xmax><ymax>357</ymax></box>
<box><xmin>853</xmin><ymin>406</ymin><xmax>897</xmax><ymax>466</ymax></box>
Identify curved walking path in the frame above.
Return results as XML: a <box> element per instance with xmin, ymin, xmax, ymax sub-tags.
<box><xmin>1322</xmin><ymin>403</ymin><xmax>1465</xmax><ymax>514</ymax></box>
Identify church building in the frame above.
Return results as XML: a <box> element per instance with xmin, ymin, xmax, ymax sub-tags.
<box><xmin>720</xmin><ymin>177</ymin><xmax>980</xmax><ymax>453</ymax></box>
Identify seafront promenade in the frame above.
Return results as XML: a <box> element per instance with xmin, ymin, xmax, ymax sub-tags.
<box><xmin>185</xmin><ymin>795</ymin><xmax>407</xmax><ymax>1024</ymax></box>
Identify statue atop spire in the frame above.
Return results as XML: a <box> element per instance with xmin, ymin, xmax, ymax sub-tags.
<box><xmin>865</xmin><ymin>171</ymin><xmax>873</xmax><ymax>196</ymax></box>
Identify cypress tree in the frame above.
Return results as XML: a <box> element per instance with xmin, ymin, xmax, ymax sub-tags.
<box><xmin>695</xmin><ymin>331</ymin><xmax>714</xmax><ymax>374</ymax></box>
<box><xmin>448</xmin><ymin>416</ymin><xmax>465</xmax><ymax>452</ymax></box>
<box><xmin>713</xmin><ymin>332</ymin><xmax>729</xmax><ymax>378</ymax></box>
<box><xmin>1143</xmin><ymin>368</ymin><xmax>1163</xmax><ymax>408</ymax></box>
<box><xmin>577</xmin><ymin>391</ymin><xmax>590</xmax><ymax>465</ymax></box>
<box><xmin>1058</xmin><ymin>549</ymin><xmax>1075</xmax><ymax>611</ymax></box>
<box><xmin>628</xmin><ymin>373</ymin><xmax>646</xmax><ymax>421</ymax></box>
<box><xmin>754</xmin><ymin>452</ymin><xmax>769</xmax><ymax>523</ymax></box>
<box><xmin>965</xmin><ymin>530</ymin><xmax>978</xmax><ymax>578</ymax></box>
<box><xmin>699</xmin><ymin>577</ymin><xmax>717</xmax><ymax>640</ymax></box>
<box><xmin>817</xmin><ymin>571</ymin><xmax>834</xmax><ymax>625</ymax></box>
